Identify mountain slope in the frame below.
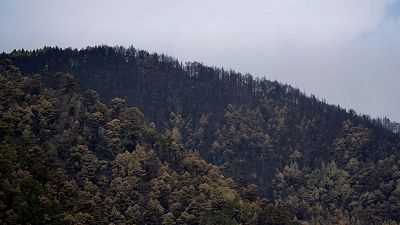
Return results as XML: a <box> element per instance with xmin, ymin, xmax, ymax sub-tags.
<box><xmin>2</xmin><ymin>46</ymin><xmax>400</xmax><ymax>224</ymax></box>
<box><xmin>0</xmin><ymin>59</ymin><xmax>298</xmax><ymax>224</ymax></box>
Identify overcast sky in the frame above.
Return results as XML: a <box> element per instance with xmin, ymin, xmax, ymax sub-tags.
<box><xmin>1</xmin><ymin>0</ymin><xmax>399</xmax><ymax>121</ymax></box>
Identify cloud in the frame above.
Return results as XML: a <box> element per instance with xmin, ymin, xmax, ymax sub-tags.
<box><xmin>1</xmin><ymin>0</ymin><xmax>399</xmax><ymax>120</ymax></box>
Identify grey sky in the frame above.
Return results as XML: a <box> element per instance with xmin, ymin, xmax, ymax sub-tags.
<box><xmin>1</xmin><ymin>0</ymin><xmax>400</xmax><ymax>121</ymax></box>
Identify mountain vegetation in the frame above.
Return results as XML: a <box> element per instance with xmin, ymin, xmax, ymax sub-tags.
<box><xmin>1</xmin><ymin>46</ymin><xmax>400</xmax><ymax>224</ymax></box>
<box><xmin>0</xmin><ymin>59</ymin><xmax>297</xmax><ymax>224</ymax></box>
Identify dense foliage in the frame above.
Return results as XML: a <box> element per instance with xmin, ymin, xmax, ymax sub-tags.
<box><xmin>0</xmin><ymin>59</ymin><xmax>297</xmax><ymax>224</ymax></box>
<box><xmin>1</xmin><ymin>46</ymin><xmax>400</xmax><ymax>224</ymax></box>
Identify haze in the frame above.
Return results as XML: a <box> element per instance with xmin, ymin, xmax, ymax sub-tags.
<box><xmin>1</xmin><ymin>0</ymin><xmax>399</xmax><ymax>121</ymax></box>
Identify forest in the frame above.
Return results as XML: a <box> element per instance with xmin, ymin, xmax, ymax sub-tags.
<box><xmin>1</xmin><ymin>46</ymin><xmax>400</xmax><ymax>224</ymax></box>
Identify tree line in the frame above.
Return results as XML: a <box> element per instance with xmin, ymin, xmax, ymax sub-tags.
<box><xmin>1</xmin><ymin>46</ymin><xmax>400</xmax><ymax>224</ymax></box>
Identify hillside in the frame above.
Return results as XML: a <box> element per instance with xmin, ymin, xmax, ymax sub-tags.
<box><xmin>1</xmin><ymin>46</ymin><xmax>400</xmax><ymax>224</ymax></box>
<box><xmin>0</xmin><ymin>59</ymin><xmax>298</xmax><ymax>224</ymax></box>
